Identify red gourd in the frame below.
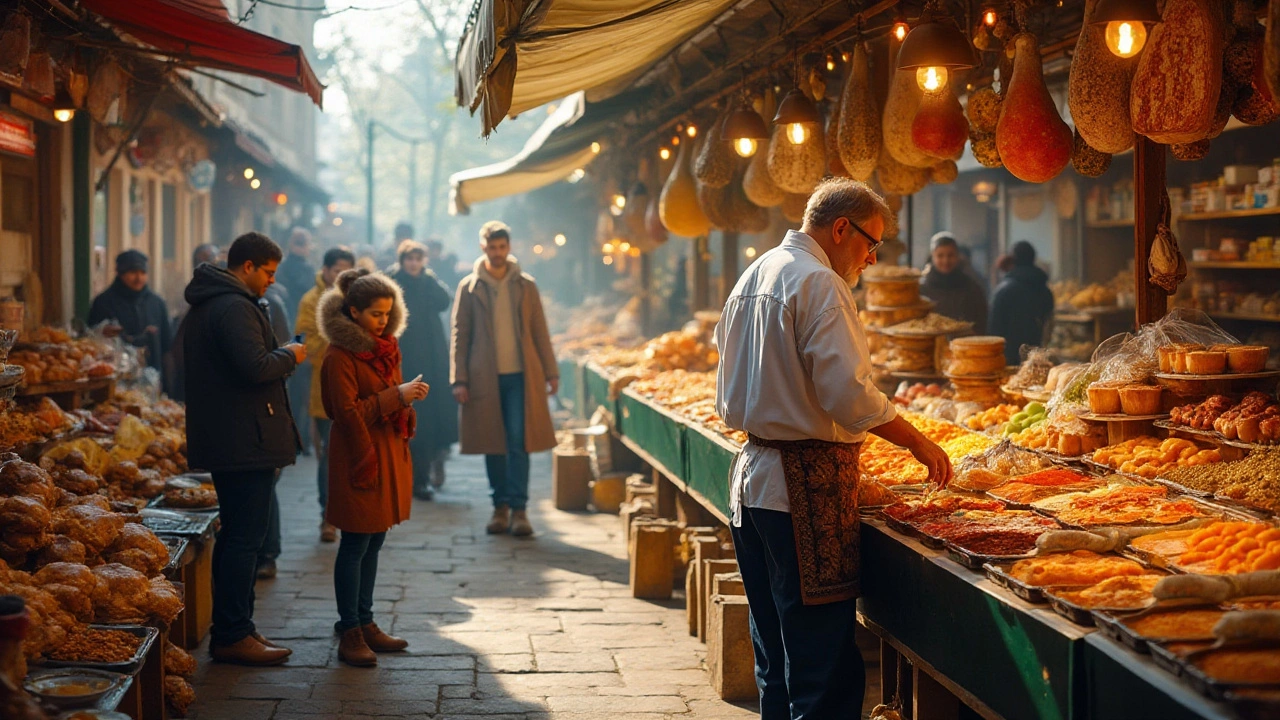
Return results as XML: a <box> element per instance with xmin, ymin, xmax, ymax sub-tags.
<box><xmin>911</xmin><ymin>89</ymin><xmax>967</xmax><ymax>160</ymax></box>
<box><xmin>996</xmin><ymin>34</ymin><xmax>1072</xmax><ymax>183</ymax></box>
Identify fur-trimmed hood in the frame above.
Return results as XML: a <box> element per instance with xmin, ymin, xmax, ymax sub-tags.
<box><xmin>316</xmin><ymin>272</ymin><xmax>408</xmax><ymax>354</ymax></box>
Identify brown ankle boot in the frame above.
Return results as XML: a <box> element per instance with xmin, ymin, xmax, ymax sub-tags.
<box><xmin>361</xmin><ymin>622</ymin><xmax>408</xmax><ymax>652</ymax></box>
<box><xmin>486</xmin><ymin>505</ymin><xmax>511</xmax><ymax>534</ymax></box>
<box><xmin>510</xmin><ymin>510</ymin><xmax>533</xmax><ymax>537</ymax></box>
<box><xmin>338</xmin><ymin>626</ymin><xmax>377</xmax><ymax>667</ymax></box>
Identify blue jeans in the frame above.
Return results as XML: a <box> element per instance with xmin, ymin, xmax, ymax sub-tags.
<box><xmin>314</xmin><ymin>417</ymin><xmax>332</xmax><ymax>512</ymax></box>
<box><xmin>288</xmin><ymin>365</ymin><xmax>312</xmax><ymax>450</ymax></box>
<box><xmin>334</xmin><ymin>531</ymin><xmax>386</xmax><ymax>631</ymax></box>
<box><xmin>210</xmin><ymin>469</ymin><xmax>278</xmax><ymax>646</ymax></box>
<box><xmin>259</xmin><ymin>470</ymin><xmax>282</xmax><ymax>564</ymax></box>
<box><xmin>731</xmin><ymin>507</ymin><xmax>865</xmax><ymax>720</ymax></box>
<box><xmin>484</xmin><ymin>372</ymin><xmax>529</xmax><ymax>511</ymax></box>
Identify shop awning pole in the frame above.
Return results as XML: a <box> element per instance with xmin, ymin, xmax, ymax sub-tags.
<box><xmin>72</xmin><ymin>113</ymin><xmax>92</xmax><ymax>322</ymax></box>
<box><xmin>1133</xmin><ymin>136</ymin><xmax>1167</xmax><ymax>327</ymax></box>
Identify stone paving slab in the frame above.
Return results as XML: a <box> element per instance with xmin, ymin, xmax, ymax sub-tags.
<box><xmin>188</xmin><ymin>452</ymin><xmax>761</xmax><ymax>720</ymax></box>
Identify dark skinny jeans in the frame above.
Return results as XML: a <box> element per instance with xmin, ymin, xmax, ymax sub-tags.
<box><xmin>334</xmin><ymin>530</ymin><xmax>386</xmax><ymax>631</ymax></box>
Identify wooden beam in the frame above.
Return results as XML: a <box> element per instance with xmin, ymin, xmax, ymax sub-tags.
<box><xmin>1133</xmin><ymin>136</ymin><xmax>1167</xmax><ymax>326</ymax></box>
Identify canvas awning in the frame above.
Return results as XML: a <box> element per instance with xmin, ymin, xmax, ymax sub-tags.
<box><xmin>449</xmin><ymin>90</ymin><xmax>648</xmax><ymax>214</ymax></box>
<box><xmin>80</xmin><ymin>0</ymin><xmax>325</xmax><ymax>107</ymax></box>
<box><xmin>455</xmin><ymin>0</ymin><xmax>735</xmax><ymax>136</ymax></box>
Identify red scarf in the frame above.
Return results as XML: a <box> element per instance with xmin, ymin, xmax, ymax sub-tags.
<box><xmin>354</xmin><ymin>334</ymin><xmax>412</xmax><ymax>439</ymax></box>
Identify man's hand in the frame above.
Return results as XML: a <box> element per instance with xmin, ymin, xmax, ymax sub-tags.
<box><xmin>548</xmin><ymin>377</ymin><xmax>560</xmax><ymax>396</ymax></box>
<box><xmin>453</xmin><ymin>385</ymin><xmax>470</xmax><ymax>404</ymax></box>
<box><xmin>399</xmin><ymin>380</ymin><xmax>430</xmax><ymax>404</ymax></box>
<box><xmin>909</xmin><ymin>438</ymin><xmax>953</xmax><ymax>489</ymax></box>
<box><xmin>283</xmin><ymin>342</ymin><xmax>306</xmax><ymax>364</ymax></box>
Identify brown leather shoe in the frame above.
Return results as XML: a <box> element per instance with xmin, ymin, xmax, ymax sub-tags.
<box><xmin>210</xmin><ymin>635</ymin><xmax>290</xmax><ymax>666</ymax></box>
<box><xmin>338</xmin><ymin>626</ymin><xmax>377</xmax><ymax>667</ymax></box>
<box><xmin>361</xmin><ymin>622</ymin><xmax>408</xmax><ymax>653</ymax></box>
<box><xmin>320</xmin><ymin>520</ymin><xmax>337</xmax><ymax>543</ymax></box>
<box><xmin>252</xmin><ymin>633</ymin><xmax>292</xmax><ymax>655</ymax></box>
<box><xmin>486</xmin><ymin>505</ymin><xmax>511</xmax><ymax>534</ymax></box>
<box><xmin>510</xmin><ymin>510</ymin><xmax>534</xmax><ymax>537</ymax></box>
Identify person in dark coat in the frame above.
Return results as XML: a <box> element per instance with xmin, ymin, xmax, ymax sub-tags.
<box><xmin>183</xmin><ymin>231</ymin><xmax>306</xmax><ymax>667</ymax></box>
<box><xmin>88</xmin><ymin>250</ymin><xmax>173</xmax><ymax>391</ymax></box>
<box><xmin>168</xmin><ymin>243</ymin><xmax>220</xmax><ymax>402</ymax></box>
<box><xmin>278</xmin><ymin>229</ymin><xmax>316</xmax><ymax>453</ymax></box>
<box><xmin>919</xmin><ymin>232</ymin><xmax>988</xmax><ymax>333</ymax></box>
<box><xmin>392</xmin><ymin>241</ymin><xmax>458</xmax><ymax>498</ymax></box>
<box><xmin>988</xmin><ymin>241</ymin><xmax>1056</xmax><ymax>365</ymax></box>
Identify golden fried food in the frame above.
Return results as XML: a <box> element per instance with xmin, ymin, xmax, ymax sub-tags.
<box><xmin>163</xmin><ymin>486</ymin><xmax>218</xmax><ymax>509</ymax></box>
<box><xmin>52</xmin><ymin>503</ymin><xmax>125</xmax><ymax>554</ymax></box>
<box><xmin>965</xmin><ymin>404</ymin><xmax>1021</xmax><ymax>431</ymax></box>
<box><xmin>46</xmin><ymin>627</ymin><xmax>142</xmax><ymax>663</ymax></box>
<box><xmin>144</xmin><ymin>575</ymin><xmax>184</xmax><ymax>624</ymax></box>
<box><xmin>1172</xmin><ymin>521</ymin><xmax>1280</xmax><ymax>574</ymax></box>
<box><xmin>33</xmin><ymin>535</ymin><xmax>87</xmax><ymax>566</ymax></box>
<box><xmin>1052</xmin><ymin>575</ymin><xmax>1162</xmax><ymax>609</ymax></box>
<box><xmin>164</xmin><ymin>640</ymin><xmax>197</xmax><ymax>678</ymax></box>
<box><xmin>49</xmin><ymin>467</ymin><xmax>102</xmax><ymax>495</ymax></box>
<box><xmin>103</xmin><ymin>522</ymin><xmax>170</xmax><ymax>576</ymax></box>
<box><xmin>165</xmin><ymin>675</ymin><xmax>196</xmax><ymax>717</ymax></box>
<box><xmin>0</xmin><ymin>495</ymin><xmax>53</xmax><ymax>564</ymax></box>
<box><xmin>0</xmin><ymin>454</ymin><xmax>59</xmax><ymax>507</ymax></box>
<box><xmin>1034</xmin><ymin>484</ymin><xmax>1209</xmax><ymax>527</ymax></box>
<box><xmin>1123</xmin><ymin>608</ymin><xmax>1227</xmax><ymax>640</ymax></box>
<box><xmin>90</xmin><ymin>563</ymin><xmax>151</xmax><ymax>623</ymax></box>
<box><xmin>1092</xmin><ymin>437</ymin><xmax>1222</xmax><ymax>479</ymax></box>
<box><xmin>1192</xmin><ymin>648</ymin><xmax>1280</xmax><ymax>684</ymax></box>
<box><xmin>1008</xmin><ymin>550</ymin><xmax>1147</xmax><ymax>587</ymax></box>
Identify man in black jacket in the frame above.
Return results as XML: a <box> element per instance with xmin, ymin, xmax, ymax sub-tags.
<box><xmin>988</xmin><ymin>241</ymin><xmax>1056</xmax><ymax>365</ymax></box>
<box><xmin>184</xmin><ymin>232</ymin><xmax>306</xmax><ymax>666</ymax></box>
<box><xmin>88</xmin><ymin>250</ymin><xmax>172</xmax><ymax>391</ymax></box>
<box><xmin>276</xmin><ymin>229</ymin><xmax>316</xmax><ymax>453</ymax></box>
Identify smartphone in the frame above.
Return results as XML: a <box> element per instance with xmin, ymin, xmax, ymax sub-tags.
<box><xmin>294</xmin><ymin>333</ymin><xmax>305</xmax><ymax>344</ymax></box>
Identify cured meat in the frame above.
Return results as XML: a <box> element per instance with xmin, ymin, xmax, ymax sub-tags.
<box><xmin>1069</xmin><ymin>0</ymin><xmax>1138</xmax><ymax>153</ymax></box>
<box><xmin>1234</xmin><ymin>28</ymin><xmax>1280</xmax><ymax>125</ymax></box>
<box><xmin>996</xmin><ymin>34</ymin><xmax>1072</xmax><ymax>183</ymax></box>
<box><xmin>876</xmin><ymin>145</ymin><xmax>930</xmax><ymax>195</ymax></box>
<box><xmin>911</xmin><ymin>89</ymin><xmax>967</xmax><ymax>160</ymax></box>
<box><xmin>1267</xmin><ymin>0</ymin><xmax>1280</xmax><ymax>100</ymax></box>
<box><xmin>1131</xmin><ymin>0</ymin><xmax>1226</xmax><ymax>144</ymax></box>
<box><xmin>837</xmin><ymin>43</ymin><xmax>882</xmax><ymax>181</ymax></box>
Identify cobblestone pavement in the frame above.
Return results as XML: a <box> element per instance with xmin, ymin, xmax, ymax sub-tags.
<box><xmin>188</xmin><ymin>451</ymin><xmax>762</xmax><ymax>720</ymax></box>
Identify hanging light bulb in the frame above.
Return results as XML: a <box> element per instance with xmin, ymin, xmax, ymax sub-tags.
<box><xmin>671</xmin><ymin>135</ymin><xmax>681</xmax><ymax>146</ymax></box>
<box><xmin>612</xmin><ymin>194</ymin><xmax>627</xmax><ymax>209</ymax></box>
<box><xmin>744</xmin><ymin>246</ymin><xmax>757</xmax><ymax>259</ymax></box>
<box><xmin>590</xmin><ymin>142</ymin><xmax>602</xmax><ymax>154</ymax></box>
<box><xmin>1089</xmin><ymin>0</ymin><xmax>1160</xmax><ymax>59</ymax></box>
<box><xmin>773</xmin><ymin>88</ymin><xmax>820</xmax><ymax>146</ymax></box>
<box><xmin>567</xmin><ymin>168</ymin><xmax>586</xmax><ymax>183</ymax></box>
<box><xmin>1103</xmin><ymin>21</ymin><xmax>1148</xmax><ymax>58</ymax></box>
<box><xmin>892</xmin><ymin>21</ymin><xmax>909</xmax><ymax>42</ymax></box>
<box><xmin>603</xmin><ymin>256</ymin><xmax>614</xmax><ymax>266</ymax></box>
<box><xmin>734</xmin><ymin>137</ymin><xmax>759</xmax><ymax>157</ymax></box>
<box><xmin>686</xmin><ymin>124</ymin><xmax>698</xmax><ymax>138</ymax></box>
<box><xmin>602</xmin><ymin>242</ymin><xmax>616</xmax><ymax>254</ymax></box>
<box><xmin>786</xmin><ymin>123</ymin><xmax>810</xmax><ymax>145</ymax></box>
<box><xmin>983</xmin><ymin>8</ymin><xmax>998</xmax><ymax>26</ymax></box>
<box><xmin>618</xmin><ymin>241</ymin><xmax>631</xmax><ymax>252</ymax></box>
<box><xmin>724</xmin><ymin>100</ymin><xmax>769</xmax><ymax>158</ymax></box>
<box><xmin>825</xmin><ymin>54</ymin><xmax>836</xmax><ymax>72</ymax></box>
<box><xmin>916</xmin><ymin>66</ymin><xmax>949</xmax><ymax>93</ymax></box>
<box><xmin>250</xmin><ymin>178</ymin><xmax>261</xmax><ymax>189</ymax></box>
<box><xmin>554</xmin><ymin>233</ymin><xmax>567</xmax><ymax>246</ymax></box>
<box><xmin>659</xmin><ymin>146</ymin><xmax>671</xmax><ymax>160</ymax></box>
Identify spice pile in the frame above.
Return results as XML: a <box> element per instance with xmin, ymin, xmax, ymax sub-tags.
<box><xmin>46</xmin><ymin>626</ymin><xmax>143</xmax><ymax>663</ymax></box>
<box><xmin>1164</xmin><ymin>448</ymin><xmax>1280</xmax><ymax>514</ymax></box>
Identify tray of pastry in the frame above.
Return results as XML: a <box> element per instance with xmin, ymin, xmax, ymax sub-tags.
<box><xmin>1092</xmin><ymin>604</ymin><xmax>1228</xmax><ymax>654</ymax></box>
<box><xmin>984</xmin><ymin>551</ymin><xmax>1153</xmax><ymax>606</ymax></box>
<box><xmin>1149</xmin><ymin>639</ymin><xmax>1215</xmax><ymax>679</ymax></box>
<box><xmin>1029</xmin><ymin>482</ymin><xmax>1221</xmax><ymax>529</ymax></box>
<box><xmin>1153</xmin><ymin>419</ymin><xmax>1278</xmax><ymax>451</ymax></box>
<box><xmin>944</xmin><ymin>542</ymin><xmax>1037</xmax><ymax>571</ymax></box>
<box><xmin>1127</xmin><ymin>520</ymin><xmax>1280</xmax><ymax>576</ymax></box>
<box><xmin>1041</xmin><ymin>572</ymin><xmax>1167</xmax><ymax>626</ymax></box>
<box><xmin>140</xmin><ymin>508</ymin><xmax>216</xmax><ymax>536</ymax></box>
<box><xmin>1179</xmin><ymin>642</ymin><xmax>1280</xmax><ymax>702</ymax></box>
<box><xmin>1224</xmin><ymin>687</ymin><xmax>1280</xmax><ymax>720</ymax></box>
<box><xmin>37</xmin><ymin>624</ymin><xmax>158</xmax><ymax>674</ymax></box>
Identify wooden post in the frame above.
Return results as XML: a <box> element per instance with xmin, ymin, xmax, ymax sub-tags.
<box><xmin>1133</xmin><ymin>136</ymin><xmax>1168</xmax><ymax>326</ymax></box>
<box><xmin>639</xmin><ymin>252</ymin><xmax>654</xmax><ymax>336</ymax></box>
<box><xmin>720</xmin><ymin>231</ymin><xmax>739</xmax><ymax>305</ymax></box>
<box><xmin>692</xmin><ymin>235</ymin><xmax>710</xmax><ymax>310</ymax></box>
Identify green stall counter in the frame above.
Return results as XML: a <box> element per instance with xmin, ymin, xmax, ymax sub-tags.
<box><xmin>556</xmin><ymin>358</ymin><xmax>585</xmax><ymax>418</ymax></box>
<box><xmin>582</xmin><ymin>362</ymin><xmax>617</xmax><ymax>421</ymax></box>
<box><xmin>617</xmin><ymin>389</ymin><xmax>686</xmax><ymax>482</ymax></box>
<box><xmin>1081</xmin><ymin>634</ymin><xmax>1233</xmax><ymax>720</ymax></box>
<box><xmin>682</xmin><ymin>421</ymin><xmax>737</xmax><ymax>522</ymax></box>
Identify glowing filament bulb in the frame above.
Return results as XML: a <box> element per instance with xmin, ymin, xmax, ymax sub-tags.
<box><xmin>659</xmin><ymin>147</ymin><xmax>671</xmax><ymax>160</ymax></box>
<box><xmin>734</xmin><ymin>137</ymin><xmax>759</xmax><ymax>157</ymax></box>
<box><xmin>892</xmin><ymin>22</ymin><xmax>908</xmax><ymax>41</ymax></box>
<box><xmin>1104</xmin><ymin>21</ymin><xmax>1147</xmax><ymax>59</ymax></box>
<box><xmin>786</xmin><ymin>122</ymin><xmax>809</xmax><ymax>145</ymax></box>
<box><xmin>916</xmin><ymin>66</ymin><xmax>948</xmax><ymax>93</ymax></box>
<box><xmin>983</xmin><ymin>9</ymin><xmax>997</xmax><ymax>25</ymax></box>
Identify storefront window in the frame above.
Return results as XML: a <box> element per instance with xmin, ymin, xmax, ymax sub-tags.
<box><xmin>1</xmin><ymin>170</ymin><xmax>32</xmax><ymax>233</ymax></box>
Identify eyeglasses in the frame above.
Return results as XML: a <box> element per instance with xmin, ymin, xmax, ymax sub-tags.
<box><xmin>844</xmin><ymin>218</ymin><xmax>883</xmax><ymax>253</ymax></box>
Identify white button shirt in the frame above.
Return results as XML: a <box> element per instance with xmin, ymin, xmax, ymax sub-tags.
<box><xmin>715</xmin><ymin>230</ymin><xmax>898</xmax><ymax>525</ymax></box>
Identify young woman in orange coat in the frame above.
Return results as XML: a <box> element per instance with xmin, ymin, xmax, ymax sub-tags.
<box><xmin>317</xmin><ymin>268</ymin><xmax>429</xmax><ymax>667</ymax></box>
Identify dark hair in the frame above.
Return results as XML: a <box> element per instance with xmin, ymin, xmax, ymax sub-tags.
<box><xmin>289</xmin><ymin>228</ymin><xmax>312</xmax><ymax>249</ymax></box>
<box><xmin>929</xmin><ymin>232</ymin><xmax>958</xmax><ymax>252</ymax></box>
<box><xmin>479</xmin><ymin>220</ymin><xmax>511</xmax><ymax>245</ymax></box>
<box><xmin>398</xmin><ymin>240</ymin><xmax>427</xmax><ymax>263</ymax></box>
<box><xmin>425</xmin><ymin>239</ymin><xmax>444</xmax><ymax>253</ymax></box>
<box><xmin>1012</xmin><ymin>240</ymin><xmax>1037</xmax><ymax>267</ymax></box>
<box><xmin>323</xmin><ymin>246</ymin><xmax>357</xmax><ymax>269</ymax></box>
<box><xmin>394</xmin><ymin>222</ymin><xmax>414</xmax><ymax>241</ymax></box>
<box><xmin>227</xmin><ymin>232</ymin><xmax>282</xmax><ymax>269</ymax></box>
<box><xmin>192</xmin><ymin>243</ymin><xmax>219</xmax><ymax>267</ymax></box>
<box><xmin>337</xmin><ymin>268</ymin><xmax>397</xmax><ymax>314</ymax></box>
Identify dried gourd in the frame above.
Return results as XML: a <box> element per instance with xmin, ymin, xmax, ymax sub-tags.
<box><xmin>624</xmin><ymin>181</ymin><xmax>650</xmax><ymax>239</ymax></box>
<box><xmin>971</xmin><ymin>129</ymin><xmax>1003</xmax><ymax>169</ymax></box>
<box><xmin>767</xmin><ymin>122</ymin><xmax>825</xmax><ymax>194</ymax></box>
<box><xmin>1069</xmin><ymin>0</ymin><xmax>1138</xmax><ymax>154</ymax></box>
<box><xmin>912</xmin><ymin>89</ymin><xmax>967</xmax><ymax>160</ymax></box>
<box><xmin>883</xmin><ymin>65</ymin><xmax>937</xmax><ymax>168</ymax></box>
<box><xmin>826</xmin><ymin>105</ymin><xmax>850</xmax><ymax>177</ymax></box>
<box><xmin>838</xmin><ymin>43</ymin><xmax>882</xmax><ymax>181</ymax></box>
<box><xmin>966</xmin><ymin>88</ymin><xmax>1002</xmax><ymax>134</ymax></box>
<box><xmin>876</xmin><ymin>145</ymin><xmax>930</xmax><ymax>195</ymax></box>
<box><xmin>997</xmin><ymin>34</ymin><xmax>1072</xmax><ymax>183</ymax></box>
<box><xmin>1071</xmin><ymin>129</ymin><xmax>1112</xmax><ymax>177</ymax></box>
<box><xmin>644</xmin><ymin>194</ymin><xmax>668</xmax><ymax>245</ymax></box>
<box><xmin>695</xmin><ymin>108</ymin><xmax>736</xmax><ymax>188</ymax></box>
<box><xmin>1233</xmin><ymin>28</ymin><xmax>1280</xmax><ymax>125</ymax></box>
<box><xmin>725</xmin><ymin>166</ymin><xmax>771</xmax><ymax>234</ymax></box>
<box><xmin>659</xmin><ymin>140</ymin><xmax>712</xmax><ymax>238</ymax></box>
<box><xmin>697</xmin><ymin>178</ymin><xmax>731</xmax><ymax>231</ymax></box>
<box><xmin>782</xmin><ymin>192</ymin><xmax>809</xmax><ymax>223</ymax></box>
<box><xmin>1131</xmin><ymin>0</ymin><xmax>1226</xmax><ymax>144</ymax></box>
<box><xmin>929</xmin><ymin>160</ymin><xmax>959</xmax><ymax>185</ymax></box>
<box><xmin>744</xmin><ymin>142</ymin><xmax>785</xmax><ymax>208</ymax></box>
<box><xmin>1171</xmin><ymin>139</ymin><xmax>1212</xmax><ymax>161</ymax></box>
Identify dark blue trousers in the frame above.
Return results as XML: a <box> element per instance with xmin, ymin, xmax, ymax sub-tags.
<box><xmin>335</xmin><ymin>531</ymin><xmax>386</xmax><ymax>631</ymax></box>
<box><xmin>484</xmin><ymin>372</ymin><xmax>529</xmax><ymax>511</ymax></box>
<box><xmin>731</xmin><ymin>506</ymin><xmax>866</xmax><ymax>720</ymax></box>
<box><xmin>210</xmin><ymin>468</ymin><xmax>278</xmax><ymax>646</ymax></box>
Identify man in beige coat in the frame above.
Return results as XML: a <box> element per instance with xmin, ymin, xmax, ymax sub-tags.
<box><xmin>451</xmin><ymin>221</ymin><xmax>558</xmax><ymax>537</ymax></box>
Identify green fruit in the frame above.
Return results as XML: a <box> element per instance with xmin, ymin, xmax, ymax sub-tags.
<box><xmin>1025</xmin><ymin>402</ymin><xmax>1045</xmax><ymax>415</ymax></box>
<box><xmin>1011</xmin><ymin>412</ymin><xmax>1029</xmax><ymax>425</ymax></box>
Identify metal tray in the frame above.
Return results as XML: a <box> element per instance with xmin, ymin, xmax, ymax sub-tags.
<box><xmin>140</xmin><ymin>508</ymin><xmax>216</xmax><ymax>536</ymax></box>
<box><xmin>1224</xmin><ymin>687</ymin><xmax>1280</xmax><ymax>720</ymax></box>
<box><xmin>945</xmin><ymin>542</ymin><xmax>1036</xmax><ymax>571</ymax></box>
<box><xmin>1180</xmin><ymin>643</ymin><xmax>1280</xmax><ymax>702</ymax></box>
<box><xmin>1153</xmin><ymin>419</ymin><xmax>1279</xmax><ymax>452</ymax></box>
<box><xmin>1148</xmin><ymin>639</ymin><xmax>1213</xmax><ymax>679</ymax></box>
<box><xmin>983</xmin><ymin>562</ymin><xmax>1053</xmax><ymax>604</ymax></box>
<box><xmin>1091</xmin><ymin>604</ymin><xmax>1224</xmax><ymax>655</ymax></box>
<box><xmin>147</xmin><ymin>494</ymin><xmax>219</xmax><ymax>513</ymax></box>
<box><xmin>37</xmin><ymin>624</ymin><xmax>158</xmax><ymax>674</ymax></box>
<box><xmin>1043</xmin><ymin>585</ymin><xmax>1160</xmax><ymax>627</ymax></box>
<box><xmin>158</xmin><ymin>535</ymin><xmax>190</xmax><ymax>576</ymax></box>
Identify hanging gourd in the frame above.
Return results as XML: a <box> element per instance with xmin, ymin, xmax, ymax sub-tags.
<box><xmin>658</xmin><ymin>139</ymin><xmax>712</xmax><ymax>238</ymax></box>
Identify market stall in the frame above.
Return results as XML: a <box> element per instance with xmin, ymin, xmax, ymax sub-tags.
<box><xmin>0</xmin><ymin>327</ymin><xmax>207</xmax><ymax>719</ymax></box>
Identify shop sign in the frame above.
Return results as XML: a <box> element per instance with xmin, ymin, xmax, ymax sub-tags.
<box><xmin>188</xmin><ymin>159</ymin><xmax>216</xmax><ymax>193</ymax></box>
<box><xmin>0</xmin><ymin>111</ymin><xmax>35</xmax><ymax>158</ymax></box>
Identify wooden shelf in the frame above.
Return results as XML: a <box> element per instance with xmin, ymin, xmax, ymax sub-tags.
<box><xmin>1085</xmin><ymin>218</ymin><xmax>1134</xmax><ymax>228</ymax></box>
<box><xmin>1176</xmin><ymin>207</ymin><xmax>1280</xmax><ymax>221</ymax></box>
<box><xmin>1207</xmin><ymin>311</ymin><xmax>1280</xmax><ymax>323</ymax></box>
<box><xmin>1187</xmin><ymin>261</ymin><xmax>1280</xmax><ymax>270</ymax></box>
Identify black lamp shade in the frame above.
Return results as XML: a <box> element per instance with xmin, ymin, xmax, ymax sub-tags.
<box><xmin>1089</xmin><ymin>0</ymin><xmax>1161</xmax><ymax>25</ymax></box>
<box><xmin>896</xmin><ymin>20</ymin><xmax>976</xmax><ymax>70</ymax></box>
<box><xmin>772</xmin><ymin>89</ymin><xmax>821</xmax><ymax>125</ymax></box>
<box><xmin>723</xmin><ymin>106</ymin><xmax>770</xmax><ymax>140</ymax></box>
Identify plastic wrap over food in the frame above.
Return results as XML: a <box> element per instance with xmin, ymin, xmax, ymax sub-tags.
<box><xmin>952</xmin><ymin>439</ymin><xmax>1053</xmax><ymax>491</ymax></box>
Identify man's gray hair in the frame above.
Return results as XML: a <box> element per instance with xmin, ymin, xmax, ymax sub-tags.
<box><xmin>802</xmin><ymin>178</ymin><xmax>898</xmax><ymax>236</ymax></box>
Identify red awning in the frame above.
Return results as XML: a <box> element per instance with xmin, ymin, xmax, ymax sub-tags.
<box><xmin>79</xmin><ymin>0</ymin><xmax>325</xmax><ymax>108</ymax></box>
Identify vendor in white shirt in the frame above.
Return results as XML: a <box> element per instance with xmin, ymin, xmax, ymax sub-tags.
<box><xmin>715</xmin><ymin>178</ymin><xmax>952</xmax><ymax>719</ymax></box>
